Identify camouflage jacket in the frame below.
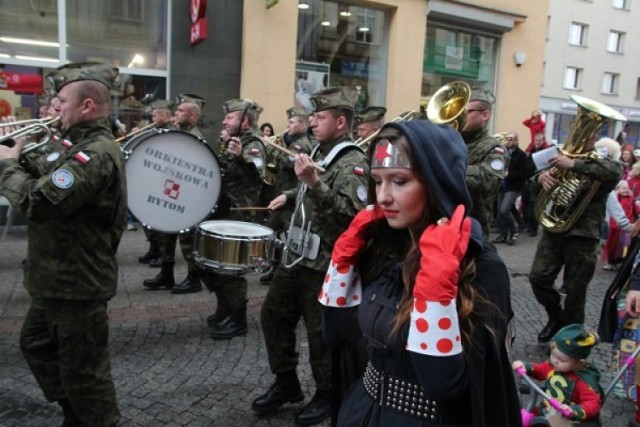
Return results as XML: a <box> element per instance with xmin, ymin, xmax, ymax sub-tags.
<box><xmin>181</xmin><ymin>123</ymin><xmax>203</xmax><ymax>139</ymax></box>
<box><xmin>270</xmin><ymin>133</ymin><xmax>314</xmax><ymax>193</ymax></box>
<box><xmin>464</xmin><ymin>129</ymin><xmax>507</xmax><ymax>237</ymax></box>
<box><xmin>531</xmin><ymin>155</ymin><xmax>623</xmax><ymax>239</ymax></box>
<box><xmin>20</xmin><ymin>127</ymin><xmax>65</xmax><ymax>178</ymax></box>
<box><xmin>282</xmin><ymin>134</ymin><xmax>369</xmax><ymax>271</ymax></box>
<box><xmin>0</xmin><ymin>118</ymin><xmax>127</xmax><ymax>300</ymax></box>
<box><xmin>220</xmin><ymin>128</ymin><xmax>266</xmax><ymax>221</ymax></box>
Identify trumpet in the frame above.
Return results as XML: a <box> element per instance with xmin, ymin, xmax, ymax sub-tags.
<box><xmin>0</xmin><ymin>116</ymin><xmax>61</xmax><ymax>155</ymax></box>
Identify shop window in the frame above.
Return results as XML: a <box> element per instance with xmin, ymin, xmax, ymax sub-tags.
<box><xmin>607</xmin><ymin>30</ymin><xmax>624</xmax><ymax>53</ymax></box>
<box><xmin>613</xmin><ymin>0</ymin><xmax>630</xmax><ymax>10</ymax></box>
<box><xmin>569</xmin><ymin>22</ymin><xmax>588</xmax><ymax>46</ymax></box>
<box><xmin>110</xmin><ymin>0</ymin><xmax>143</xmax><ymax>22</ymax></box>
<box><xmin>601</xmin><ymin>72</ymin><xmax>619</xmax><ymax>95</ymax></box>
<box><xmin>564</xmin><ymin>67</ymin><xmax>583</xmax><ymax>90</ymax></box>
<box><xmin>0</xmin><ymin>1</ymin><xmax>59</xmax><ymax>62</ymax></box>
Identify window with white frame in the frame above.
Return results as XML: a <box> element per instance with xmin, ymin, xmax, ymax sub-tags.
<box><xmin>607</xmin><ymin>30</ymin><xmax>625</xmax><ymax>53</ymax></box>
<box><xmin>569</xmin><ymin>22</ymin><xmax>588</xmax><ymax>46</ymax></box>
<box><xmin>613</xmin><ymin>0</ymin><xmax>630</xmax><ymax>10</ymax></box>
<box><xmin>602</xmin><ymin>72</ymin><xmax>619</xmax><ymax>94</ymax></box>
<box><xmin>564</xmin><ymin>67</ymin><xmax>583</xmax><ymax>90</ymax></box>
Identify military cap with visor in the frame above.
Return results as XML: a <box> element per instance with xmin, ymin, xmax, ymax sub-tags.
<box><xmin>469</xmin><ymin>87</ymin><xmax>496</xmax><ymax>107</ymax></box>
<box><xmin>355</xmin><ymin>106</ymin><xmax>387</xmax><ymax>125</ymax></box>
<box><xmin>223</xmin><ymin>98</ymin><xmax>263</xmax><ymax>115</ymax></box>
<box><xmin>176</xmin><ymin>93</ymin><xmax>206</xmax><ymax>108</ymax></box>
<box><xmin>309</xmin><ymin>86</ymin><xmax>357</xmax><ymax>113</ymax></box>
<box><xmin>46</xmin><ymin>62</ymin><xmax>119</xmax><ymax>92</ymax></box>
<box><xmin>286</xmin><ymin>106</ymin><xmax>310</xmax><ymax>119</ymax></box>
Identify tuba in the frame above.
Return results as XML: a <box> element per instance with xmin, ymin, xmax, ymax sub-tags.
<box><xmin>426</xmin><ymin>81</ymin><xmax>471</xmax><ymax>131</ymax></box>
<box><xmin>535</xmin><ymin>95</ymin><xmax>626</xmax><ymax>233</ymax></box>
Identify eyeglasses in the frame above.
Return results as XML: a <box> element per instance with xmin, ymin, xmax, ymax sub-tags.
<box><xmin>466</xmin><ymin>109</ymin><xmax>486</xmax><ymax>113</ymax></box>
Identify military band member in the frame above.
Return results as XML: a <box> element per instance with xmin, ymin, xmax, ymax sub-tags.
<box><xmin>0</xmin><ymin>62</ymin><xmax>126</xmax><ymax>426</ymax></box>
<box><xmin>460</xmin><ymin>88</ymin><xmax>507</xmax><ymax>238</ymax></box>
<box><xmin>143</xmin><ymin>94</ymin><xmax>206</xmax><ymax>294</ymax></box>
<box><xmin>203</xmin><ymin>98</ymin><xmax>267</xmax><ymax>339</ymax></box>
<box><xmin>252</xmin><ymin>87</ymin><xmax>369</xmax><ymax>426</ymax></box>
<box><xmin>354</xmin><ymin>106</ymin><xmax>386</xmax><ymax>141</ymax></box>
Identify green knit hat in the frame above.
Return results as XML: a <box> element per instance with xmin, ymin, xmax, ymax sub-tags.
<box><xmin>552</xmin><ymin>324</ymin><xmax>599</xmax><ymax>359</ymax></box>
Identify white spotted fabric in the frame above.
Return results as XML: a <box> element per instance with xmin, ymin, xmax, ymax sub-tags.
<box><xmin>406</xmin><ymin>298</ymin><xmax>462</xmax><ymax>356</ymax></box>
<box><xmin>318</xmin><ymin>260</ymin><xmax>362</xmax><ymax>307</ymax></box>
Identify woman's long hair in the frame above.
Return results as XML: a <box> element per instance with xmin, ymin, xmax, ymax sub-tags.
<box><xmin>363</xmin><ymin>128</ymin><xmax>494</xmax><ymax>347</ymax></box>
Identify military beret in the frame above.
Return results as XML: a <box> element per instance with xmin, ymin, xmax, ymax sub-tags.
<box><xmin>46</xmin><ymin>62</ymin><xmax>119</xmax><ymax>92</ymax></box>
<box><xmin>309</xmin><ymin>86</ymin><xmax>357</xmax><ymax>112</ymax></box>
<box><xmin>286</xmin><ymin>106</ymin><xmax>310</xmax><ymax>119</ymax></box>
<box><xmin>223</xmin><ymin>98</ymin><xmax>263</xmax><ymax>115</ymax></box>
<box><xmin>177</xmin><ymin>93</ymin><xmax>206</xmax><ymax>108</ymax></box>
<box><xmin>151</xmin><ymin>100</ymin><xmax>173</xmax><ymax>111</ymax></box>
<box><xmin>552</xmin><ymin>323</ymin><xmax>599</xmax><ymax>360</ymax></box>
<box><xmin>469</xmin><ymin>87</ymin><xmax>495</xmax><ymax>106</ymax></box>
<box><xmin>355</xmin><ymin>106</ymin><xmax>387</xmax><ymax>125</ymax></box>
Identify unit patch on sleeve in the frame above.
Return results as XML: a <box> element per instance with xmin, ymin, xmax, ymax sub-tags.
<box><xmin>490</xmin><ymin>159</ymin><xmax>505</xmax><ymax>171</ymax></box>
<box><xmin>51</xmin><ymin>169</ymin><xmax>75</xmax><ymax>189</ymax></box>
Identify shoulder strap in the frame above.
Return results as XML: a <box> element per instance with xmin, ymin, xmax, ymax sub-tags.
<box><xmin>313</xmin><ymin>142</ymin><xmax>363</xmax><ymax>168</ymax></box>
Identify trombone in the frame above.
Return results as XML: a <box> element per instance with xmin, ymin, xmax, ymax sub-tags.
<box><xmin>0</xmin><ymin>116</ymin><xmax>61</xmax><ymax>155</ymax></box>
<box><xmin>115</xmin><ymin>122</ymin><xmax>156</xmax><ymax>143</ymax></box>
<box><xmin>355</xmin><ymin>110</ymin><xmax>417</xmax><ymax>149</ymax></box>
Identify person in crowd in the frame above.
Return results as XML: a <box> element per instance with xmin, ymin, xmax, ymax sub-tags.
<box><xmin>142</xmin><ymin>94</ymin><xmax>206</xmax><ymax>294</ymax></box>
<box><xmin>260</xmin><ymin>106</ymin><xmax>314</xmax><ymax>284</ymax></box>
<box><xmin>529</xmin><ymin>135</ymin><xmax>623</xmax><ymax>343</ymax></box>
<box><xmin>523</xmin><ymin>109</ymin><xmax>546</xmax><ymax>144</ymax></box>
<box><xmin>522</xmin><ymin>132</ymin><xmax>551</xmax><ymax>237</ymax></box>
<box><xmin>260</xmin><ymin>122</ymin><xmax>274</xmax><ymax>138</ymax></box>
<box><xmin>617</xmin><ymin>123</ymin><xmax>630</xmax><ymax>145</ymax></box>
<box><xmin>512</xmin><ymin>324</ymin><xmax>603</xmax><ymax>424</ymax></box>
<box><xmin>493</xmin><ymin>131</ymin><xmax>528</xmax><ymax>245</ymax></box>
<box><xmin>621</xmin><ymin>144</ymin><xmax>636</xmax><ymax>181</ymax></box>
<box><xmin>0</xmin><ymin>62</ymin><xmax>126</xmax><ymax>426</ymax></box>
<box><xmin>136</xmin><ymin>100</ymin><xmax>174</xmax><ymax>267</ymax></box>
<box><xmin>203</xmin><ymin>98</ymin><xmax>267</xmax><ymax>339</ymax></box>
<box><xmin>633</xmin><ymin>148</ymin><xmax>640</xmax><ymax>164</ymax></box>
<box><xmin>628</xmin><ymin>163</ymin><xmax>640</xmax><ymax>199</ymax></box>
<box><xmin>460</xmin><ymin>88</ymin><xmax>507</xmax><ymax>238</ymax></box>
<box><xmin>602</xmin><ymin>180</ymin><xmax>637</xmax><ymax>271</ymax></box>
<box><xmin>354</xmin><ymin>106</ymin><xmax>386</xmax><ymax>141</ymax></box>
<box><xmin>252</xmin><ymin>87</ymin><xmax>368</xmax><ymax>426</ymax></box>
<box><xmin>319</xmin><ymin>120</ymin><xmax>521</xmax><ymax>425</ymax></box>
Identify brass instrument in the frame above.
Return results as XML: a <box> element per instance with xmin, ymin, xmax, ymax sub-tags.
<box><xmin>426</xmin><ymin>81</ymin><xmax>471</xmax><ymax>131</ymax></box>
<box><xmin>535</xmin><ymin>94</ymin><xmax>627</xmax><ymax>233</ymax></box>
<box><xmin>0</xmin><ymin>116</ymin><xmax>61</xmax><ymax>155</ymax></box>
<box><xmin>355</xmin><ymin>110</ymin><xmax>416</xmax><ymax>149</ymax></box>
<box><xmin>115</xmin><ymin>122</ymin><xmax>155</xmax><ymax>143</ymax></box>
<box><xmin>262</xmin><ymin>130</ymin><xmax>287</xmax><ymax>186</ymax></box>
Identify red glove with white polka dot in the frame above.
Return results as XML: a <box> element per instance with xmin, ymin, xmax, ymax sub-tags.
<box><xmin>406</xmin><ymin>204</ymin><xmax>471</xmax><ymax>356</ymax></box>
<box><xmin>319</xmin><ymin>204</ymin><xmax>385</xmax><ymax>308</ymax></box>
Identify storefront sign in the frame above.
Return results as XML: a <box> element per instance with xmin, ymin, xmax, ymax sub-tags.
<box><xmin>190</xmin><ymin>0</ymin><xmax>208</xmax><ymax>46</ymax></box>
<box><xmin>0</xmin><ymin>71</ymin><xmax>42</xmax><ymax>94</ymax></box>
<box><xmin>341</xmin><ymin>60</ymin><xmax>381</xmax><ymax>80</ymax></box>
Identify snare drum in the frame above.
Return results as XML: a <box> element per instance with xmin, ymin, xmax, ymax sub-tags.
<box><xmin>194</xmin><ymin>220</ymin><xmax>275</xmax><ymax>274</ymax></box>
<box><xmin>124</xmin><ymin>129</ymin><xmax>222</xmax><ymax>233</ymax></box>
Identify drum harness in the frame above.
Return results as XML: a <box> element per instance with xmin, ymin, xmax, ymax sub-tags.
<box><xmin>283</xmin><ymin>142</ymin><xmax>362</xmax><ymax>268</ymax></box>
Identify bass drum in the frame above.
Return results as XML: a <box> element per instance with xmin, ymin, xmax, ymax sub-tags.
<box><xmin>123</xmin><ymin>129</ymin><xmax>222</xmax><ymax>233</ymax></box>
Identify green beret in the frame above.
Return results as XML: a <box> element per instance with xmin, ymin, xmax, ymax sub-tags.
<box><xmin>469</xmin><ymin>87</ymin><xmax>495</xmax><ymax>106</ymax></box>
<box><xmin>46</xmin><ymin>62</ymin><xmax>119</xmax><ymax>92</ymax></box>
<box><xmin>310</xmin><ymin>86</ymin><xmax>357</xmax><ymax>112</ymax></box>
<box><xmin>552</xmin><ymin>324</ymin><xmax>599</xmax><ymax>360</ymax></box>
<box><xmin>223</xmin><ymin>98</ymin><xmax>263</xmax><ymax>115</ymax></box>
<box><xmin>177</xmin><ymin>93</ymin><xmax>206</xmax><ymax>108</ymax></box>
<box><xmin>355</xmin><ymin>106</ymin><xmax>387</xmax><ymax>125</ymax></box>
<box><xmin>151</xmin><ymin>100</ymin><xmax>173</xmax><ymax>111</ymax></box>
<box><xmin>286</xmin><ymin>106</ymin><xmax>310</xmax><ymax>119</ymax></box>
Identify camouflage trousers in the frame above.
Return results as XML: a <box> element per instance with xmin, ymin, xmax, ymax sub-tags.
<box><xmin>529</xmin><ymin>233</ymin><xmax>598</xmax><ymax>325</ymax></box>
<box><xmin>157</xmin><ymin>230</ymin><xmax>197</xmax><ymax>272</ymax></box>
<box><xmin>142</xmin><ymin>227</ymin><xmax>161</xmax><ymax>254</ymax></box>
<box><xmin>20</xmin><ymin>298</ymin><xmax>119</xmax><ymax>426</ymax></box>
<box><xmin>260</xmin><ymin>264</ymin><xmax>331</xmax><ymax>393</ymax></box>
<box><xmin>202</xmin><ymin>271</ymin><xmax>247</xmax><ymax>310</ymax></box>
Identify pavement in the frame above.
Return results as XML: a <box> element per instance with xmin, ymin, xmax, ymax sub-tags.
<box><xmin>0</xmin><ymin>224</ymin><xmax>637</xmax><ymax>427</ymax></box>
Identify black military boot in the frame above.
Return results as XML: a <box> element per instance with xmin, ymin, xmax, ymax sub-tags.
<box><xmin>252</xmin><ymin>371</ymin><xmax>304</xmax><ymax>413</ymax></box>
<box><xmin>58</xmin><ymin>399</ymin><xmax>81</xmax><ymax>427</ymax></box>
<box><xmin>207</xmin><ymin>291</ymin><xmax>230</xmax><ymax>328</ymax></box>
<box><xmin>537</xmin><ymin>316</ymin><xmax>562</xmax><ymax>344</ymax></box>
<box><xmin>138</xmin><ymin>249</ymin><xmax>159</xmax><ymax>264</ymax></box>
<box><xmin>143</xmin><ymin>263</ymin><xmax>175</xmax><ymax>290</ymax></box>
<box><xmin>210</xmin><ymin>306</ymin><xmax>247</xmax><ymax>339</ymax></box>
<box><xmin>171</xmin><ymin>270</ymin><xmax>203</xmax><ymax>294</ymax></box>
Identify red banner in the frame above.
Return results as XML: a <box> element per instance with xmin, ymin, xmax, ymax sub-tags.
<box><xmin>0</xmin><ymin>71</ymin><xmax>43</xmax><ymax>94</ymax></box>
<box><xmin>190</xmin><ymin>0</ymin><xmax>208</xmax><ymax>46</ymax></box>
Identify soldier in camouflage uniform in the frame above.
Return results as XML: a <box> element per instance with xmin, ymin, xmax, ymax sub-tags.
<box><xmin>460</xmin><ymin>88</ymin><xmax>507</xmax><ymax>238</ymax></box>
<box><xmin>0</xmin><ymin>62</ymin><xmax>127</xmax><ymax>426</ymax></box>
<box><xmin>143</xmin><ymin>94</ymin><xmax>206</xmax><ymax>294</ymax></box>
<box><xmin>354</xmin><ymin>105</ymin><xmax>386</xmax><ymax>141</ymax></box>
<box><xmin>252</xmin><ymin>87</ymin><xmax>369</xmax><ymax>426</ymax></box>
<box><xmin>259</xmin><ymin>106</ymin><xmax>314</xmax><ymax>283</ymax></box>
<box><xmin>203</xmin><ymin>98</ymin><xmax>267</xmax><ymax>339</ymax></box>
<box><xmin>529</xmin><ymin>136</ymin><xmax>623</xmax><ymax>343</ymax></box>
<box><xmin>137</xmin><ymin>99</ymin><xmax>174</xmax><ymax>266</ymax></box>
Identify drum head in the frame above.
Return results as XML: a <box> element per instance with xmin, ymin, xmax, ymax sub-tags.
<box><xmin>125</xmin><ymin>130</ymin><xmax>222</xmax><ymax>233</ymax></box>
<box><xmin>198</xmin><ymin>220</ymin><xmax>273</xmax><ymax>237</ymax></box>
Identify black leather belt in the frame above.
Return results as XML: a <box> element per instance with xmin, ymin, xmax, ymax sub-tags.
<box><xmin>362</xmin><ymin>361</ymin><xmax>440</xmax><ymax>421</ymax></box>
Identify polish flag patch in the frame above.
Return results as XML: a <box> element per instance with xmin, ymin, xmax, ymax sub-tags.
<box><xmin>62</xmin><ymin>139</ymin><xmax>74</xmax><ymax>148</ymax></box>
<box><xmin>251</xmin><ymin>148</ymin><xmax>260</xmax><ymax>155</ymax></box>
<box><xmin>494</xmin><ymin>147</ymin><xmax>504</xmax><ymax>155</ymax></box>
<box><xmin>353</xmin><ymin>166</ymin><xmax>364</xmax><ymax>176</ymax></box>
<box><xmin>74</xmin><ymin>151</ymin><xmax>90</xmax><ymax>164</ymax></box>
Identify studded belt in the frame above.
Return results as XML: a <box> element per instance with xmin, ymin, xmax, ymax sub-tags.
<box><xmin>362</xmin><ymin>361</ymin><xmax>440</xmax><ymax>421</ymax></box>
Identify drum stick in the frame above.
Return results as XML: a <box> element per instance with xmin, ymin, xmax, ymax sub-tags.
<box><xmin>263</xmin><ymin>138</ymin><xmax>326</xmax><ymax>173</ymax></box>
<box><xmin>230</xmin><ymin>207</ymin><xmax>270</xmax><ymax>211</ymax></box>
